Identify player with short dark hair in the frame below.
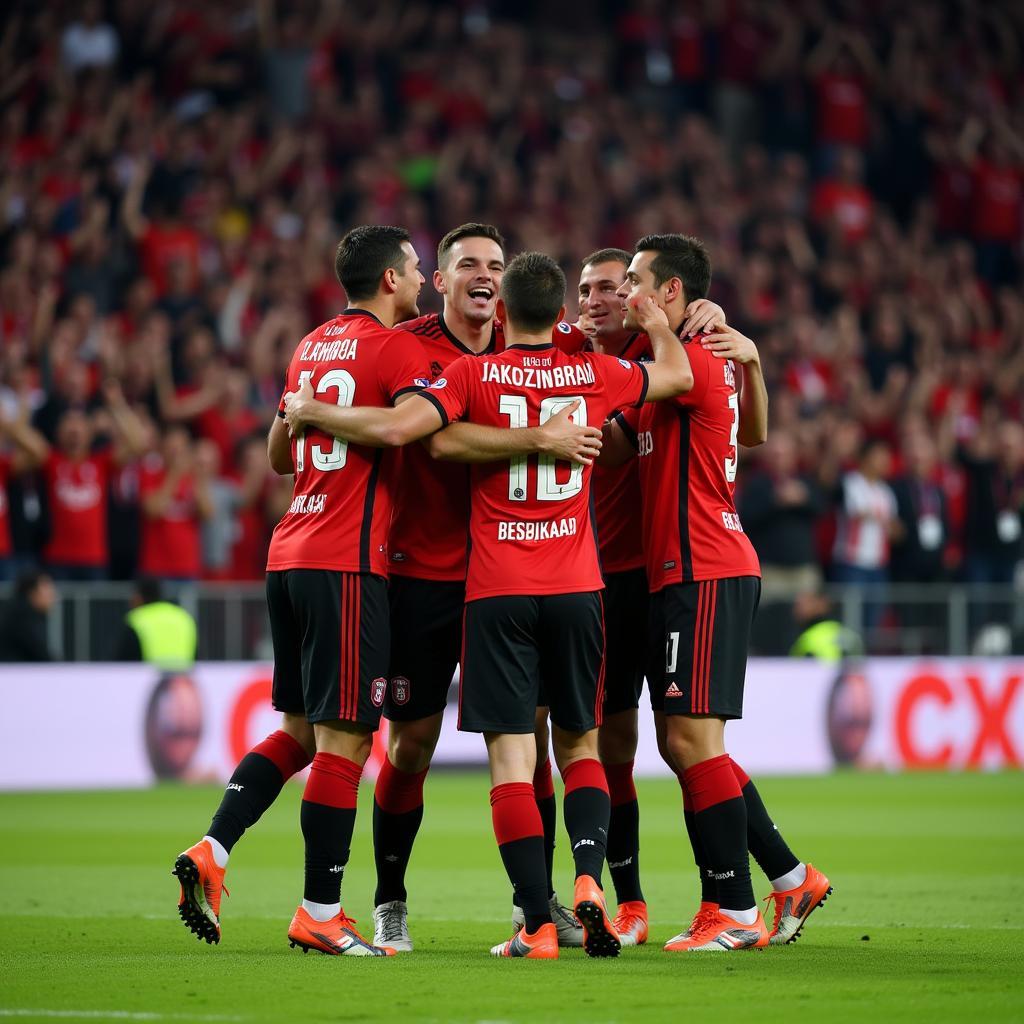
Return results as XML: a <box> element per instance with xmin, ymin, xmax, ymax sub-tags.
<box><xmin>172</xmin><ymin>225</ymin><xmax>430</xmax><ymax>957</ymax></box>
<box><xmin>602</xmin><ymin>233</ymin><xmax>832</xmax><ymax>951</ymax></box>
<box><xmin>282</xmin><ymin>249</ymin><xmax>696</xmax><ymax>958</ymax></box>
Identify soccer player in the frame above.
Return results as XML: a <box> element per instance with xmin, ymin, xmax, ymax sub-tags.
<box><xmin>564</xmin><ymin>247</ymin><xmax>727</xmax><ymax>947</ymax></box>
<box><xmin>372</xmin><ymin>223</ymin><xmax>593</xmax><ymax>951</ymax></box>
<box><xmin>173</xmin><ymin>225</ymin><xmax>432</xmax><ymax>957</ymax></box>
<box><xmin>283</xmin><ymin>251</ymin><xmax>695</xmax><ymax>958</ymax></box>
<box><xmin>603</xmin><ymin>234</ymin><xmax>831</xmax><ymax>952</ymax></box>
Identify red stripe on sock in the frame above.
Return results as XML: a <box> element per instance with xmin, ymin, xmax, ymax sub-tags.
<box><xmin>252</xmin><ymin>730</ymin><xmax>312</xmax><ymax>780</ymax></box>
<box><xmin>374</xmin><ymin>758</ymin><xmax>428</xmax><ymax>815</ymax></box>
<box><xmin>302</xmin><ymin>752</ymin><xmax>362</xmax><ymax>809</ymax></box>
<box><xmin>490</xmin><ymin>782</ymin><xmax>544</xmax><ymax>846</ymax></box>
<box><xmin>677</xmin><ymin>774</ymin><xmax>694</xmax><ymax>812</ymax></box>
<box><xmin>562</xmin><ymin>757</ymin><xmax>609</xmax><ymax>796</ymax></box>
<box><xmin>682</xmin><ymin>754</ymin><xmax>741</xmax><ymax>813</ymax></box>
<box><xmin>730</xmin><ymin>757</ymin><xmax>751</xmax><ymax>789</ymax></box>
<box><xmin>533</xmin><ymin>757</ymin><xmax>555</xmax><ymax>801</ymax></box>
<box><xmin>604</xmin><ymin>759</ymin><xmax>637</xmax><ymax>807</ymax></box>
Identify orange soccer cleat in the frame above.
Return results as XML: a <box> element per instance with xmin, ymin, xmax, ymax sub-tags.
<box><xmin>490</xmin><ymin>922</ymin><xmax>559</xmax><ymax>959</ymax></box>
<box><xmin>665</xmin><ymin>906</ymin><xmax>769</xmax><ymax>952</ymax></box>
<box><xmin>573</xmin><ymin>875</ymin><xmax>621</xmax><ymax>958</ymax></box>
<box><xmin>288</xmin><ymin>906</ymin><xmax>395</xmax><ymax>956</ymax></box>
<box><xmin>765</xmin><ymin>864</ymin><xmax>833</xmax><ymax>945</ymax></box>
<box><xmin>612</xmin><ymin>900</ymin><xmax>649</xmax><ymax>947</ymax></box>
<box><xmin>173</xmin><ymin>839</ymin><xmax>227</xmax><ymax>944</ymax></box>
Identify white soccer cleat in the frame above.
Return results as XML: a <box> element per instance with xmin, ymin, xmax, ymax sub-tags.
<box><xmin>511</xmin><ymin>894</ymin><xmax>584</xmax><ymax>947</ymax></box>
<box><xmin>373</xmin><ymin>899</ymin><xmax>414</xmax><ymax>952</ymax></box>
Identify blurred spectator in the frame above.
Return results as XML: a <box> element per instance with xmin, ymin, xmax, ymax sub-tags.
<box><xmin>0</xmin><ymin>398</ymin><xmax>49</xmax><ymax>580</ymax></box>
<box><xmin>138</xmin><ymin>426</ymin><xmax>213</xmax><ymax>582</ymax></box>
<box><xmin>114</xmin><ymin>577</ymin><xmax>196</xmax><ymax>668</ymax></box>
<box><xmin>738</xmin><ymin>429</ymin><xmax>823</xmax><ymax>598</ymax></box>
<box><xmin>61</xmin><ymin>0</ymin><xmax>119</xmax><ymax>73</ymax></box>
<box><xmin>890</xmin><ymin>432</ymin><xmax>949</xmax><ymax>585</ymax></box>
<box><xmin>789</xmin><ymin>591</ymin><xmax>864</xmax><ymax>663</ymax></box>
<box><xmin>0</xmin><ymin>569</ymin><xmax>56</xmax><ymax>662</ymax></box>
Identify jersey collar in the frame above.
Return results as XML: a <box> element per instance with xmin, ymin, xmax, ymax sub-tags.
<box><xmin>341</xmin><ymin>307</ymin><xmax>385</xmax><ymax>326</ymax></box>
<box><xmin>439</xmin><ymin>310</ymin><xmax>497</xmax><ymax>355</ymax></box>
<box><xmin>505</xmin><ymin>343</ymin><xmax>554</xmax><ymax>351</ymax></box>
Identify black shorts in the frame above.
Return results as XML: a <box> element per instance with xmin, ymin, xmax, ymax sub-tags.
<box><xmin>385</xmin><ymin>575</ymin><xmax>464</xmax><ymax>721</ymax></box>
<box><xmin>601</xmin><ymin>567</ymin><xmax>649</xmax><ymax>715</ymax></box>
<box><xmin>460</xmin><ymin>591</ymin><xmax>605</xmax><ymax>734</ymax></box>
<box><xmin>267</xmin><ymin>569</ymin><xmax>390</xmax><ymax>727</ymax></box>
<box><xmin>647</xmin><ymin>576</ymin><xmax>760</xmax><ymax>719</ymax></box>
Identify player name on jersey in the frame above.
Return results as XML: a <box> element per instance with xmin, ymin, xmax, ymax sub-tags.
<box><xmin>477</xmin><ymin>359</ymin><xmax>596</xmax><ymax>389</ymax></box>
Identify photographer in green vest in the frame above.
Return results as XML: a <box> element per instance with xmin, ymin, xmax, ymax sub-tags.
<box><xmin>115</xmin><ymin>578</ymin><xmax>197</xmax><ymax>668</ymax></box>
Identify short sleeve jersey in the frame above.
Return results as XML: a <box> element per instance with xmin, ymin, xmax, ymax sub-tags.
<box><xmin>138</xmin><ymin>459</ymin><xmax>202</xmax><ymax>578</ymax></box>
<box><xmin>421</xmin><ymin>343</ymin><xmax>649</xmax><ymax>601</ymax></box>
<box><xmin>591</xmin><ymin>332</ymin><xmax>650</xmax><ymax>574</ymax></box>
<box><xmin>387</xmin><ymin>313</ymin><xmax>587</xmax><ymax>582</ymax></box>
<box><xmin>266</xmin><ymin>309</ymin><xmax>430</xmax><ymax>576</ymax></box>
<box><xmin>42</xmin><ymin>450</ymin><xmax>114</xmax><ymax>566</ymax></box>
<box><xmin>617</xmin><ymin>332</ymin><xmax>760</xmax><ymax>591</ymax></box>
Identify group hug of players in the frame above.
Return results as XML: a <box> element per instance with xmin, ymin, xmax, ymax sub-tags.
<box><xmin>172</xmin><ymin>222</ymin><xmax>832</xmax><ymax>959</ymax></box>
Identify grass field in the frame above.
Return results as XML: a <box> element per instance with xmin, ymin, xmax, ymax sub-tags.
<box><xmin>1</xmin><ymin>772</ymin><xmax>1022</xmax><ymax>1024</ymax></box>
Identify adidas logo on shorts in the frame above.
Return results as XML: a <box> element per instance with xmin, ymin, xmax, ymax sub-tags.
<box><xmin>665</xmin><ymin>682</ymin><xmax>684</xmax><ymax>698</ymax></box>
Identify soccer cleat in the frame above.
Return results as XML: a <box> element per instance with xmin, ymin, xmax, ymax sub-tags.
<box><xmin>172</xmin><ymin>839</ymin><xmax>227</xmax><ymax>945</ymax></box>
<box><xmin>573</xmin><ymin>875</ymin><xmax>621</xmax><ymax>958</ymax></box>
<box><xmin>765</xmin><ymin>863</ymin><xmax>833</xmax><ymax>945</ymax></box>
<box><xmin>511</xmin><ymin>895</ymin><xmax>584</xmax><ymax>947</ymax></box>
<box><xmin>665</xmin><ymin>908</ymin><xmax>769</xmax><ymax>952</ymax></box>
<box><xmin>288</xmin><ymin>906</ymin><xmax>395</xmax><ymax>956</ymax></box>
<box><xmin>612</xmin><ymin>900</ymin><xmax>649</xmax><ymax>947</ymax></box>
<box><xmin>373</xmin><ymin>900</ymin><xmax>413</xmax><ymax>953</ymax></box>
<box><xmin>490</xmin><ymin>922</ymin><xmax>559</xmax><ymax>959</ymax></box>
<box><xmin>662</xmin><ymin>901</ymin><xmax>720</xmax><ymax>950</ymax></box>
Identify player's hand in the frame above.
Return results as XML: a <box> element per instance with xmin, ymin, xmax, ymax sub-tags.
<box><xmin>681</xmin><ymin>299</ymin><xmax>727</xmax><ymax>338</ymax></box>
<box><xmin>538</xmin><ymin>400</ymin><xmax>603</xmax><ymax>466</ymax></box>
<box><xmin>630</xmin><ymin>295</ymin><xmax>670</xmax><ymax>334</ymax></box>
<box><xmin>283</xmin><ymin>378</ymin><xmax>315</xmax><ymax>435</ymax></box>
<box><xmin>701</xmin><ymin>325</ymin><xmax>760</xmax><ymax>365</ymax></box>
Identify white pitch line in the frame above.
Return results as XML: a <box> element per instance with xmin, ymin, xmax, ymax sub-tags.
<box><xmin>0</xmin><ymin>1012</ymin><xmax>245</xmax><ymax>1022</ymax></box>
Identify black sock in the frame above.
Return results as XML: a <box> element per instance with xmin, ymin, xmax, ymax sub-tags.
<box><xmin>680</xmin><ymin>776</ymin><xmax>718</xmax><ymax>904</ymax></box>
<box><xmin>731</xmin><ymin>759</ymin><xmax>800</xmax><ymax>881</ymax></box>
<box><xmin>207</xmin><ymin>730</ymin><xmax>310</xmax><ymax>852</ymax></box>
<box><xmin>300</xmin><ymin>753</ymin><xmax>361</xmax><ymax>906</ymax></box>
<box><xmin>562</xmin><ymin>759</ymin><xmax>610</xmax><ymax>885</ymax></box>
<box><xmin>534</xmin><ymin>758</ymin><xmax>557</xmax><ymax>900</ymax></box>
<box><xmin>492</xmin><ymin>783</ymin><xmax>551</xmax><ymax>933</ymax></box>
<box><xmin>683</xmin><ymin>755</ymin><xmax>754</xmax><ymax>912</ymax></box>
<box><xmin>372</xmin><ymin>760</ymin><xmax>428</xmax><ymax>905</ymax></box>
<box><xmin>605</xmin><ymin>760</ymin><xmax>644</xmax><ymax>904</ymax></box>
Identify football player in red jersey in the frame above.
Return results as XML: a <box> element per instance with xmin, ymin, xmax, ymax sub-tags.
<box><xmin>603</xmin><ymin>234</ymin><xmax>831</xmax><ymax>952</ymax></box>
<box><xmin>568</xmin><ymin>247</ymin><xmax>727</xmax><ymax>946</ymax></box>
<box><xmin>371</xmin><ymin>224</ymin><xmax>597</xmax><ymax>951</ymax></box>
<box><xmin>173</xmin><ymin>225</ymin><xmax>432</xmax><ymax>957</ymax></box>
<box><xmin>284</xmin><ymin>251</ymin><xmax>695</xmax><ymax>958</ymax></box>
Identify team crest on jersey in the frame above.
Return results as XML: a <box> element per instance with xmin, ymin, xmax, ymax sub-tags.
<box><xmin>557</xmin><ymin>321</ymin><xmax>572</xmax><ymax>334</ymax></box>
<box><xmin>371</xmin><ymin>677</ymin><xmax>387</xmax><ymax>708</ymax></box>
<box><xmin>391</xmin><ymin>676</ymin><xmax>411</xmax><ymax>706</ymax></box>
<box><xmin>430</xmin><ymin>361</ymin><xmax>444</xmax><ymax>377</ymax></box>
<box><xmin>430</xmin><ymin>378</ymin><xmax>447</xmax><ymax>388</ymax></box>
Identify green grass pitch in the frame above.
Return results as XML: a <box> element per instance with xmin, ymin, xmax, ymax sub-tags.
<box><xmin>1</xmin><ymin>772</ymin><xmax>1022</xmax><ymax>1023</ymax></box>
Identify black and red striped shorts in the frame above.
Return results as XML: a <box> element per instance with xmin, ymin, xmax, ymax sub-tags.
<box><xmin>267</xmin><ymin>569</ymin><xmax>390</xmax><ymax>727</ymax></box>
<box><xmin>647</xmin><ymin>576</ymin><xmax>761</xmax><ymax>719</ymax></box>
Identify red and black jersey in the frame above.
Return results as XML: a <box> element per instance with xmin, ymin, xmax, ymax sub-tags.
<box><xmin>592</xmin><ymin>332</ymin><xmax>650</xmax><ymax>574</ymax></box>
<box><xmin>387</xmin><ymin>312</ymin><xmax>588</xmax><ymax>582</ymax></box>
<box><xmin>266</xmin><ymin>309</ymin><xmax>430</xmax><ymax>576</ymax></box>
<box><xmin>616</xmin><ymin>332</ymin><xmax>760</xmax><ymax>591</ymax></box>
<box><xmin>420</xmin><ymin>343</ymin><xmax>649</xmax><ymax>601</ymax></box>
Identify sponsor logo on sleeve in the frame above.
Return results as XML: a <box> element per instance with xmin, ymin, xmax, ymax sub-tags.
<box><xmin>413</xmin><ymin>377</ymin><xmax>430</xmax><ymax>388</ymax></box>
<box><xmin>430</xmin><ymin>378</ymin><xmax>448</xmax><ymax>389</ymax></box>
<box><xmin>557</xmin><ymin>321</ymin><xmax>572</xmax><ymax>334</ymax></box>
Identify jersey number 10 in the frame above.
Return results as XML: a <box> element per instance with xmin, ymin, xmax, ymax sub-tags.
<box><xmin>499</xmin><ymin>394</ymin><xmax>587</xmax><ymax>502</ymax></box>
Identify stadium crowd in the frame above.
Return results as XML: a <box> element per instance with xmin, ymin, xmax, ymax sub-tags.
<box><xmin>0</xmin><ymin>0</ymin><xmax>1022</xmax><ymax>603</ymax></box>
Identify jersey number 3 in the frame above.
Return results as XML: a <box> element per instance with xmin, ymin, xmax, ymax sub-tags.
<box><xmin>499</xmin><ymin>395</ymin><xmax>587</xmax><ymax>502</ymax></box>
<box><xmin>294</xmin><ymin>369</ymin><xmax>356</xmax><ymax>472</ymax></box>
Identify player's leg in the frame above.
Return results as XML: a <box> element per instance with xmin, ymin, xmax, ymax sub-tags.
<box><xmin>544</xmin><ymin>591</ymin><xmax>620</xmax><ymax>959</ymax></box>
<box><xmin>372</xmin><ymin>576</ymin><xmax>462</xmax><ymax>949</ymax></box>
<box><xmin>461</xmin><ymin>595</ymin><xmax>557</xmax><ymax>959</ymax></box>
<box><xmin>173</xmin><ymin>571</ymin><xmax>314</xmax><ymax>944</ymax></box>
<box><xmin>657</xmin><ymin>578</ymin><xmax>767</xmax><ymax>952</ymax></box>
<box><xmin>286</xmin><ymin>570</ymin><xmax>394</xmax><ymax>957</ymax></box>
<box><xmin>599</xmin><ymin>566</ymin><xmax>650</xmax><ymax>944</ymax></box>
